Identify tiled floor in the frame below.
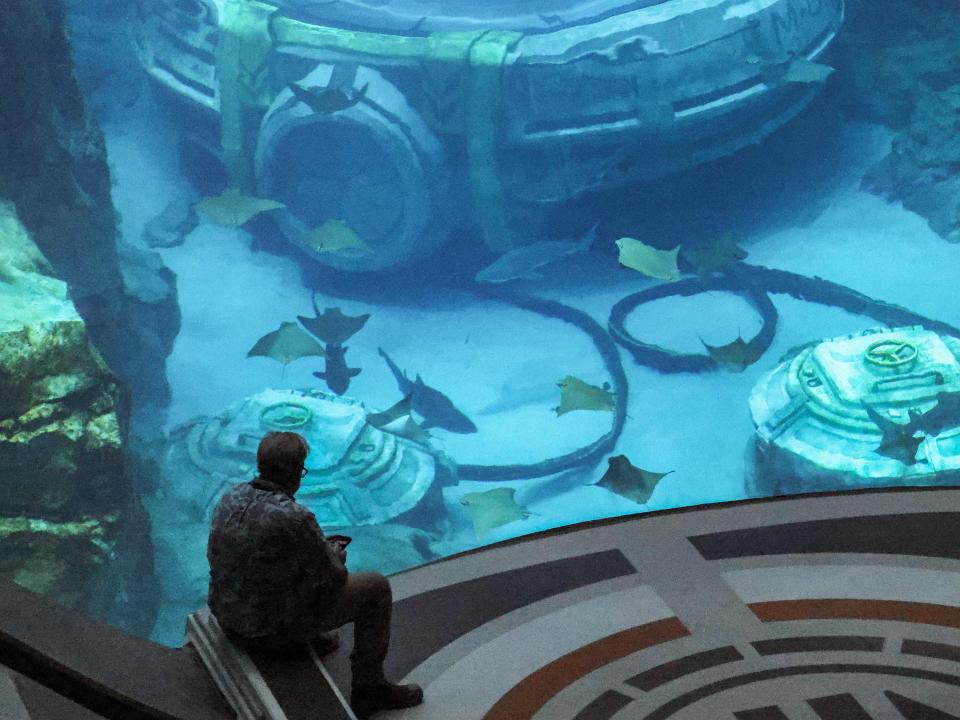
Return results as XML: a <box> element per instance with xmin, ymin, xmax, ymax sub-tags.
<box><xmin>320</xmin><ymin>487</ymin><xmax>960</xmax><ymax>719</ymax></box>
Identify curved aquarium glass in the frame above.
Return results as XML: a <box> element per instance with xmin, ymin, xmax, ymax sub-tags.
<box><xmin>2</xmin><ymin>0</ymin><xmax>958</xmax><ymax>644</ymax></box>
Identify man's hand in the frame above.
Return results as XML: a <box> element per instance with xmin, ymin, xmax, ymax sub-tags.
<box><xmin>328</xmin><ymin>535</ymin><xmax>351</xmax><ymax>563</ymax></box>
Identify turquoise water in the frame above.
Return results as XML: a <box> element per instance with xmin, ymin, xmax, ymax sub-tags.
<box><xmin>7</xmin><ymin>0</ymin><xmax>958</xmax><ymax>645</ymax></box>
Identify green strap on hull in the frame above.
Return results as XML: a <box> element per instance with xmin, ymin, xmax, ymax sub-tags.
<box><xmin>216</xmin><ymin>0</ymin><xmax>276</xmax><ymax>189</ymax></box>
<box><xmin>215</xmin><ymin>0</ymin><xmax>522</xmax><ymax>249</ymax></box>
<box><xmin>465</xmin><ymin>31</ymin><xmax>522</xmax><ymax>251</ymax></box>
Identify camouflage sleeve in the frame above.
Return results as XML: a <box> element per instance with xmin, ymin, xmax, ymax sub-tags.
<box><xmin>295</xmin><ymin>506</ymin><xmax>348</xmax><ymax>596</ymax></box>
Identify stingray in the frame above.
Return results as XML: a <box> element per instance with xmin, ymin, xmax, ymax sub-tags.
<box><xmin>701</xmin><ymin>333</ymin><xmax>764</xmax><ymax>372</ymax></box>
<box><xmin>459</xmin><ymin>487</ymin><xmax>531</xmax><ymax>539</ymax></box>
<box><xmin>247</xmin><ymin>322</ymin><xmax>326</xmax><ymax>372</ymax></box>
<box><xmin>285</xmin><ymin>81</ymin><xmax>369</xmax><ymax>114</ymax></box>
<box><xmin>751</xmin><ymin>54</ymin><xmax>834</xmax><ymax>85</ymax></box>
<box><xmin>474</xmin><ymin>223</ymin><xmax>599</xmax><ymax>284</ymax></box>
<box><xmin>369</xmin><ymin>400</ymin><xmax>433</xmax><ymax>445</ymax></box>
<box><xmin>389</xmin><ymin>417</ymin><xmax>433</xmax><ymax>446</ymax></box>
<box><xmin>782</xmin><ymin>57</ymin><xmax>834</xmax><ymax>83</ymax></box>
<box><xmin>908</xmin><ymin>391</ymin><xmax>960</xmax><ymax>437</ymax></box>
<box><xmin>195</xmin><ymin>188</ymin><xmax>284</xmax><ymax>228</ymax></box>
<box><xmin>865</xmin><ymin>404</ymin><xmax>925</xmax><ymax>465</ymax></box>
<box><xmin>368</xmin><ymin>394</ymin><xmax>413</xmax><ymax>429</ymax></box>
<box><xmin>615</xmin><ymin>238</ymin><xmax>681</xmax><ymax>281</ymax></box>
<box><xmin>298</xmin><ymin>298</ymin><xmax>370</xmax><ymax>346</ymax></box>
<box><xmin>301</xmin><ymin>219</ymin><xmax>372</xmax><ymax>256</ymax></box>
<box><xmin>681</xmin><ymin>233</ymin><xmax>748</xmax><ymax>275</ymax></box>
<box><xmin>554</xmin><ymin>375</ymin><xmax>615</xmax><ymax>416</ymax></box>
<box><xmin>596</xmin><ymin>455</ymin><xmax>672</xmax><ymax>504</ymax></box>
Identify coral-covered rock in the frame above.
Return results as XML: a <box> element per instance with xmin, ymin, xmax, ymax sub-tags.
<box><xmin>0</xmin><ymin>0</ymin><xmax>180</xmax><ymax>415</ymax></box>
<box><xmin>835</xmin><ymin>0</ymin><xmax>960</xmax><ymax>242</ymax></box>
<box><xmin>112</xmin><ymin>240</ymin><xmax>182</xmax><ymax>415</ymax></box>
<box><xmin>0</xmin><ymin>516</ymin><xmax>114</xmax><ymax>609</ymax></box>
<box><xmin>0</xmin><ymin>0</ymin><xmax>167</xmax><ymax>634</ymax></box>
<box><xmin>0</xmin><ymin>202</ymin><xmax>126</xmax><ymax>607</ymax></box>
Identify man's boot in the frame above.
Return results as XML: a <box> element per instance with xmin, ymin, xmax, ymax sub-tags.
<box><xmin>350</xmin><ymin>681</ymin><xmax>423</xmax><ymax>719</ymax></box>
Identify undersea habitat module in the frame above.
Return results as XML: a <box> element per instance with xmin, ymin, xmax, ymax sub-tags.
<box><xmin>134</xmin><ymin>0</ymin><xmax>845</xmax><ymax>271</ymax></box>
<box><xmin>750</xmin><ymin>327</ymin><xmax>960</xmax><ymax>496</ymax></box>
<box><xmin>605</xmin><ymin>262</ymin><xmax>960</xmax><ymax>502</ymax></box>
<box><xmin>162</xmin><ymin>388</ymin><xmax>441</xmax><ymax>528</ymax></box>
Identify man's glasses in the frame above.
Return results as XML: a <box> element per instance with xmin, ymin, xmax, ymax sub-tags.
<box><xmin>300</xmin><ymin>466</ymin><xmax>309</xmax><ymax>478</ymax></box>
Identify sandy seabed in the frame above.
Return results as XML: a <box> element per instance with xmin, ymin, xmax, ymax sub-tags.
<box><xmin>102</xmin><ymin>92</ymin><xmax>960</xmax><ymax>645</ymax></box>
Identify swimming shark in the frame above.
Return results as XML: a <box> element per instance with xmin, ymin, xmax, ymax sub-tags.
<box><xmin>378</xmin><ymin>348</ymin><xmax>477</xmax><ymax>433</ymax></box>
<box><xmin>908</xmin><ymin>391</ymin><xmax>960</xmax><ymax>437</ymax></box>
<box><xmin>313</xmin><ymin>344</ymin><xmax>360</xmax><ymax>396</ymax></box>
<box><xmin>474</xmin><ymin>223</ymin><xmax>599</xmax><ymax>284</ymax></box>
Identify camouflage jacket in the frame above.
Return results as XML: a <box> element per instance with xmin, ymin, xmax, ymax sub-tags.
<box><xmin>207</xmin><ymin>477</ymin><xmax>348</xmax><ymax>642</ymax></box>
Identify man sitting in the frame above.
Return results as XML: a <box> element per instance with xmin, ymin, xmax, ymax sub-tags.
<box><xmin>206</xmin><ymin>431</ymin><xmax>423</xmax><ymax>718</ymax></box>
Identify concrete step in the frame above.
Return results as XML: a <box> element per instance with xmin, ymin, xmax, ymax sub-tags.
<box><xmin>185</xmin><ymin>608</ymin><xmax>355</xmax><ymax>720</ymax></box>
<box><xmin>0</xmin><ymin>668</ymin><xmax>31</xmax><ymax>720</ymax></box>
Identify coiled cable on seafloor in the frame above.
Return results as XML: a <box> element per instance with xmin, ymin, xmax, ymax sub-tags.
<box><xmin>457</xmin><ymin>284</ymin><xmax>628</xmax><ymax>481</ymax></box>
<box><xmin>458</xmin><ymin>263</ymin><xmax>960</xmax><ymax>481</ymax></box>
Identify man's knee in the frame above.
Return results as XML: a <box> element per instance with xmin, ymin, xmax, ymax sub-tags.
<box><xmin>355</xmin><ymin>571</ymin><xmax>391</xmax><ymax>603</ymax></box>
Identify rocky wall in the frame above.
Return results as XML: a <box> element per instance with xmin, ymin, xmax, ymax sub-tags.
<box><xmin>0</xmin><ymin>203</ymin><xmax>126</xmax><ymax>610</ymax></box>
<box><xmin>0</xmin><ymin>0</ymin><xmax>169</xmax><ymax>635</ymax></box>
<box><xmin>0</xmin><ymin>0</ymin><xmax>180</xmax><ymax>414</ymax></box>
<box><xmin>834</xmin><ymin>0</ymin><xmax>960</xmax><ymax>242</ymax></box>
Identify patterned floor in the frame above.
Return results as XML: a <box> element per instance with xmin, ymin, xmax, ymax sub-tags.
<box><xmin>5</xmin><ymin>486</ymin><xmax>960</xmax><ymax>719</ymax></box>
<box><xmin>321</xmin><ymin>487</ymin><xmax>960</xmax><ymax>719</ymax></box>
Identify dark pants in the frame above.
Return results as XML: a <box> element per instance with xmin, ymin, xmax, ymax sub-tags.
<box><xmin>318</xmin><ymin>572</ymin><xmax>393</xmax><ymax>688</ymax></box>
<box><xmin>227</xmin><ymin>572</ymin><xmax>393</xmax><ymax>688</ymax></box>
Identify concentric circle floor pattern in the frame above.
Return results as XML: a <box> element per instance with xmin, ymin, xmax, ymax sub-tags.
<box><xmin>319</xmin><ymin>487</ymin><xmax>960</xmax><ymax>719</ymax></box>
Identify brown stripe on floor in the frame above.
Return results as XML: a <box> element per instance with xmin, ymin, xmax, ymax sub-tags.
<box><xmin>482</xmin><ymin>617</ymin><xmax>688</xmax><ymax>720</ymax></box>
<box><xmin>385</xmin><ymin>549</ymin><xmax>637</xmax><ymax>679</ymax></box>
<box><xmin>749</xmin><ymin>599</ymin><xmax>960</xmax><ymax>628</ymax></box>
<box><xmin>319</xmin><ymin>489</ymin><xmax>960</xmax><ymax>719</ymax></box>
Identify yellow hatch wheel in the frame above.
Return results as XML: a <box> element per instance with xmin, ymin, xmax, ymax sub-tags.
<box><xmin>864</xmin><ymin>339</ymin><xmax>919</xmax><ymax>368</ymax></box>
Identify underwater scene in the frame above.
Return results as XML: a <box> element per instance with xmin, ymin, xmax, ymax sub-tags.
<box><xmin>2</xmin><ymin>0</ymin><xmax>960</xmax><ymax>646</ymax></box>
